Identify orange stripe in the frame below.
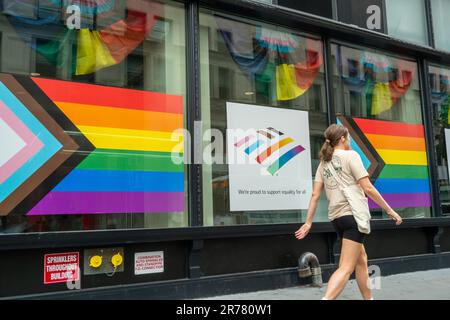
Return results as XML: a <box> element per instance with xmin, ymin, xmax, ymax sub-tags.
<box><xmin>256</xmin><ymin>137</ymin><xmax>294</xmax><ymax>163</ymax></box>
<box><xmin>365</xmin><ymin>134</ymin><xmax>426</xmax><ymax>151</ymax></box>
<box><xmin>57</xmin><ymin>102</ymin><xmax>183</xmax><ymax>133</ymax></box>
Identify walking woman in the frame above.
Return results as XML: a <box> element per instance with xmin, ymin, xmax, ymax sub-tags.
<box><xmin>295</xmin><ymin>124</ymin><xmax>403</xmax><ymax>300</ymax></box>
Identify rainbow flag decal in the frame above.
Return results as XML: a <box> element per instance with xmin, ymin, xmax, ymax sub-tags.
<box><xmin>22</xmin><ymin>77</ymin><xmax>185</xmax><ymax>215</ymax></box>
<box><xmin>234</xmin><ymin>127</ymin><xmax>305</xmax><ymax>176</ymax></box>
<box><xmin>0</xmin><ymin>74</ymin><xmax>85</xmax><ymax>217</ymax></box>
<box><xmin>338</xmin><ymin>116</ymin><xmax>431</xmax><ymax>209</ymax></box>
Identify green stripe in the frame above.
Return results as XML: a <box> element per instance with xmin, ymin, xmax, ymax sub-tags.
<box><xmin>78</xmin><ymin>149</ymin><xmax>184</xmax><ymax>172</ymax></box>
<box><xmin>378</xmin><ymin>165</ymin><xmax>429</xmax><ymax>179</ymax></box>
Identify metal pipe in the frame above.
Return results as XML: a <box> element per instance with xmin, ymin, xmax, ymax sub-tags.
<box><xmin>298</xmin><ymin>252</ymin><xmax>323</xmax><ymax>287</ymax></box>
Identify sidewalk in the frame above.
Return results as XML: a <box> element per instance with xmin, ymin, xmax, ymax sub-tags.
<box><xmin>198</xmin><ymin>268</ymin><xmax>450</xmax><ymax>300</ymax></box>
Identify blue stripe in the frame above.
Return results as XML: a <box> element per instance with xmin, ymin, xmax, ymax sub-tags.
<box><xmin>245</xmin><ymin>140</ymin><xmax>264</xmax><ymax>154</ymax></box>
<box><xmin>374</xmin><ymin>178</ymin><xmax>430</xmax><ymax>194</ymax></box>
<box><xmin>350</xmin><ymin>137</ymin><xmax>371</xmax><ymax>170</ymax></box>
<box><xmin>53</xmin><ymin>169</ymin><xmax>184</xmax><ymax>192</ymax></box>
<box><xmin>337</xmin><ymin>118</ymin><xmax>370</xmax><ymax>170</ymax></box>
<box><xmin>0</xmin><ymin>82</ymin><xmax>62</xmax><ymax>202</ymax></box>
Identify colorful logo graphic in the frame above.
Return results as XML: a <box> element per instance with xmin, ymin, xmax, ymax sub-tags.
<box><xmin>233</xmin><ymin>127</ymin><xmax>306</xmax><ymax>175</ymax></box>
<box><xmin>338</xmin><ymin>115</ymin><xmax>431</xmax><ymax>209</ymax></box>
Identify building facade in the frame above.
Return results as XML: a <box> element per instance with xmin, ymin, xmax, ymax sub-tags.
<box><xmin>0</xmin><ymin>0</ymin><xmax>450</xmax><ymax>299</ymax></box>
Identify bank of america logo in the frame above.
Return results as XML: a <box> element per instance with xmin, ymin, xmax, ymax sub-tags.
<box><xmin>234</xmin><ymin>127</ymin><xmax>305</xmax><ymax>175</ymax></box>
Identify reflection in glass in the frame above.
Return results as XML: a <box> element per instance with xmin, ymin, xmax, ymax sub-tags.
<box><xmin>430</xmin><ymin>0</ymin><xmax>450</xmax><ymax>52</ymax></box>
<box><xmin>200</xmin><ymin>11</ymin><xmax>329</xmax><ymax>226</ymax></box>
<box><xmin>385</xmin><ymin>0</ymin><xmax>428</xmax><ymax>45</ymax></box>
<box><xmin>430</xmin><ymin>65</ymin><xmax>450</xmax><ymax>215</ymax></box>
<box><xmin>332</xmin><ymin>43</ymin><xmax>431</xmax><ymax>219</ymax></box>
<box><xmin>0</xmin><ymin>0</ymin><xmax>188</xmax><ymax>233</ymax></box>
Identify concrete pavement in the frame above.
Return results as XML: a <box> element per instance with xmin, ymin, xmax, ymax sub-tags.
<box><xmin>198</xmin><ymin>268</ymin><xmax>450</xmax><ymax>300</ymax></box>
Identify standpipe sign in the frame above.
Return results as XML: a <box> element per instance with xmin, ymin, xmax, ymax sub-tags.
<box><xmin>44</xmin><ymin>252</ymin><xmax>80</xmax><ymax>284</ymax></box>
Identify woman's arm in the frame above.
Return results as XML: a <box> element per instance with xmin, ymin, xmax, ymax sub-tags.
<box><xmin>295</xmin><ymin>181</ymin><xmax>324</xmax><ymax>240</ymax></box>
<box><xmin>358</xmin><ymin>176</ymin><xmax>403</xmax><ymax>225</ymax></box>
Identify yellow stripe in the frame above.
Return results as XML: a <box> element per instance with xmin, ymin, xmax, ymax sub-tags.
<box><xmin>378</xmin><ymin>149</ymin><xmax>427</xmax><ymax>166</ymax></box>
<box><xmin>78</xmin><ymin>125</ymin><xmax>184</xmax><ymax>153</ymax></box>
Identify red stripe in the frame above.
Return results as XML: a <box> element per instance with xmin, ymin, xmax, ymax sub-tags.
<box><xmin>353</xmin><ymin>118</ymin><xmax>424</xmax><ymax>138</ymax></box>
<box><xmin>32</xmin><ymin>77</ymin><xmax>183</xmax><ymax>114</ymax></box>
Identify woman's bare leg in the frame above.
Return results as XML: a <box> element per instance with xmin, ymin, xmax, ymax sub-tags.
<box><xmin>323</xmin><ymin>239</ymin><xmax>362</xmax><ymax>300</ymax></box>
<box><xmin>355</xmin><ymin>245</ymin><xmax>372</xmax><ymax>300</ymax></box>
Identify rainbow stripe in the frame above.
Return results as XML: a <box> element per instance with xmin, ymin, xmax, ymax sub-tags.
<box><xmin>256</xmin><ymin>137</ymin><xmax>293</xmax><ymax>163</ymax></box>
<box><xmin>245</xmin><ymin>140</ymin><xmax>265</xmax><ymax>154</ymax></box>
<box><xmin>266</xmin><ymin>145</ymin><xmax>305</xmax><ymax>175</ymax></box>
<box><xmin>28</xmin><ymin>78</ymin><xmax>184</xmax><ymax>215</ymax></box>
<box><xmin>233</xmin><ymin>127</ymin><xmax>306</xmax><ymax>175</ymax></box>
<box><xmin>352</xmin><ymin>117</ymin><xmax>431</xmax><ymax>209</ymax></box>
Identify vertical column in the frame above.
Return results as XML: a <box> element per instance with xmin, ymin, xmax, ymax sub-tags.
<box><xmin>186</xmin><ymin>0</ymin><xmax>203</xmax><ymax>227</ymax></box>
<box><xmin>323</xmin><ymin>37</ymin><xmax>336</xmax><ymax>126</ymax></box>
<box><xmin>419</xmin><ymin>58</ymin><xmax>442</xmax><ymax>217</ymax></box>
<box><xmin>424</xmin><ymin>0</ymin><xmax>436</xmax><ymax>48</ymax></box>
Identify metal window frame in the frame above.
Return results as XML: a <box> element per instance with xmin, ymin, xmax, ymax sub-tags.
<box><xmin>1</xmin><ymin>217</ymin><xmax>449</xmax><ymax>251</ymax></box>
<box><xmin>324</xmin><ymin>37</ymin><xmax>336</xmax><ymax>126</ymax></box>
<box><xmin>425</xmin><ymin>0</ymin><xmax>436</xmax><ymax>49</ymax></box>
<box><xmin>420</xmin><ymin>58</ymin><xmax>442</xmax><ymax>217</ymax></box>
<box><xmin>186</xmin><ymin>0</ymin><xmax>203</xmax><ymax>227</ymax></box>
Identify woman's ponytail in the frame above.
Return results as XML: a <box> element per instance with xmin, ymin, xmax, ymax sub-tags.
<box><xmin>319</xmin><ymin>124</ymin><xmax>349</xmax><ymax>162</ymax></box>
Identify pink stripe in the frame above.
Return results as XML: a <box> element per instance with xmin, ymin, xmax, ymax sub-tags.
<box><xmin>0</xmin><ymin>100</ymin><xmax>43</xmax><ymax>183</ymax></box>
<box><xmin>234</xmin><ymin>135</ymin><xmax>254</xmax><ymax>147</ymax></box>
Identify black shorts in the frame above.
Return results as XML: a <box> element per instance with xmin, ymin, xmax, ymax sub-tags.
<box><xmin>331</xmin><ymin>215</ymin><xmax>366</xmax><ymax>244</ymax></box>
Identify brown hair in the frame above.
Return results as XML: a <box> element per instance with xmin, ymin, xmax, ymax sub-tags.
<box><xmin>319</xmin><ymin>124</ymin><xmax>349</xmax><ymax>162</ymax></box>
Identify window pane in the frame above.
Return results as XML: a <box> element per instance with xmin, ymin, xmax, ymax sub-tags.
<box><xmin>431</xmin><ymin>0</ymin><xmax>450</xmax><ymax>52</ymax></box>
<box><xmin>0</xmin><ymin>0</ymin><xmax>188</xmax><ymax>233</ymax></box>
<box><xmin>429</xmin><ymin>64</ymin><xmax>450</xmax><ymax>216</ymax></box>
<box><xmin>331</xmin><ymin>42</ymin><xmax>431</xmax><ymax>219</ymax></box>
<box><xmin>200</xmin><ymin>11</ymin><xmax>329</xmax><ymax>226</ymax></box>
<box><xmin>277</xmin><ymin>0</ymin><xmax>334</xmax><ymax>19</ymax></box>
<box><xmin>385</xmin><ymin>0</ymin><xmax>428</xmax><ymax>45</ymax></box>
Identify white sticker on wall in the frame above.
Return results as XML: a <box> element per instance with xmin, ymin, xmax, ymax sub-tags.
<box><xmin>226</xmin><ymin>102</ymin><xmax>313</xmax><ymax>211</ymax></box>
<box><xmin>134</xmin><ymin>251</ymin><xmax>164</xmax><ymax>275</ymax></box>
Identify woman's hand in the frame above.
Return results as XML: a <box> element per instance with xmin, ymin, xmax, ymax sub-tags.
<box><xmin>387</xmin><ymin>209</ymin><xmax>403</xmax><ymax>225</ymax></box>
<box><xmin>295</xmin><ymin>222</ymin><xmax>311</xmax><ymax>240</ymax></box>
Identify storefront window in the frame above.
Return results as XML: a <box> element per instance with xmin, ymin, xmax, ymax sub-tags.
<box><xmin>385</xmin><ymin>0</ymin><xmax>428</xmax><ymax>45</ymax></box>
<box><xmin>430</xmin><ymin>0</ymin><xmax>450</xmax><ymax>52</ymax></box>
<box><xmin>429</xmin><ymin>64</ymin><xmax>450</xmax><ymax>216</ymax></box>
<box><xmin>278</xmin><ymin>0</ymin><xmax>334</xmax><ymax>19</ymax></box>
<box><xmin>331</xmin><ymin>42</ymin><xmax>432</xmax><ymax>219</ymax></box>
<box><xmin>0</xmin><ymin>0</ymin><xmax>188</xmax><ymax>233</ymax></box>
<box><xmin>200</xmin><ymin>10</ymin><xmax>329</xmax><ymax>226</ymax></box>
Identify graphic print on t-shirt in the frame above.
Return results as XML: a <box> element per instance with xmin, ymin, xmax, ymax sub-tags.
<box><xmin>322</xmin><ymin>155</ymin><xmax>343</xmax><ymax>190</ymax></box>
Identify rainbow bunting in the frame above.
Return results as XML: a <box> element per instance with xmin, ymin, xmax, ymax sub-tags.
<box><xmin>430</xmin><ymin>72</ymin><xmax>450</xmax><ymax>124</ymax></box>
<box><xmin>215</xmin><ymin>15</ymin><xmax>323</xmax><ymax>101</ymax></box>
<box><xmin>336</xmin><ymin>46</ymin><xmax>414</xmax><ymax>116</ymax></box>
<box><xmin>4</xmin><ymin>0</ymin><xmax>161</xmax><ymax>76</ymax></box>
<box><xmin>27</xmin><ymin>77</ymin><xmax>184</xmax><ymax>215</ymax></box>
